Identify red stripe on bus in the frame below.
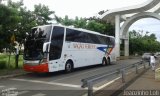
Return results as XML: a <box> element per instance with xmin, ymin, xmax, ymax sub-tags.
<box><xmin>23</xmin><ymin>63</ymin><xmax>49</xmax><ymax>73</ymax></box>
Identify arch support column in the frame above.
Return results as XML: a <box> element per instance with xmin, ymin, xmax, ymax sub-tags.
<box><xmin>115</xmin><ymin>15</ymin><xmax>120</xmax><ymax>59</ymax></box>
<box><xmin>124</xmin><ymin>39</ymin><xmax>129</xmax><ymax>56</ymax></box>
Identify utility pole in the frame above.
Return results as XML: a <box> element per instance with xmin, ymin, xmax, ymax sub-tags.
<box><xmin>15</xmin><ymin>47</ymin><xmax>19</xmax><ymax>68</ymax></box>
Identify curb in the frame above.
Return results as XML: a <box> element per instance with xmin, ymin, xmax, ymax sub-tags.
<box><xmin>0</xmin><ymin>72</ymin><xmax>29</xmax><ymax>79</ymax></box>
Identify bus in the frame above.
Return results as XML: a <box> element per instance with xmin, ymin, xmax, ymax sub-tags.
<box><xmin>23</xmin><ymin>24</ymin><xmax>116</xmax><ymax>73</ymax></box>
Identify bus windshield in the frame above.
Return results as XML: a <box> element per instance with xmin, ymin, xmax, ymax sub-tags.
<box><xmin>24</xmin><ymin>25</ymin><xmax>52</xmax><ymax>60</ymax></box>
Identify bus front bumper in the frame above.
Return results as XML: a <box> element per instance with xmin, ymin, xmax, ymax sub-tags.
<box><xmin>23</xmin><ymin>63</ymin><xmax>49</xmax><ymax>73</ymax></box>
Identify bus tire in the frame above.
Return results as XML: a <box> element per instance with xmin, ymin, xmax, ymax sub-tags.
<box><xmin>107</xmin><ymin>58</ymin><xmax>111</xmax><ymax>65</ymax></box>
<box><xmin>102</xmin><ymin>58</ymin><xmax>107</xmax><ymax>66</ymax></box>
<box><xmin>65</xmin><ymin>61</ymin><xmax>73</xmax><ymax>73</ymax></box>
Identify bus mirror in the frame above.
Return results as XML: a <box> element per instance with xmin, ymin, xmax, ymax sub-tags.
<box><xmin>43</xmin><ymin>42</ymin><xmax>50</xmax><ymax>52</ymax></box>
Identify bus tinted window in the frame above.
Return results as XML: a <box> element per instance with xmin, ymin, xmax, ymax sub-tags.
<box><xmin>88</xmin><ymin>34</ymin><xmax>101</xmax><ymax>44</ymax></box>
<box><xmin>106</xmin><ymin>37</ymin><xmax>110</xmax><ymax>45</ymax></box>
<box><xmin>84</xmin><ymin>33</ymin><xmax>93</xmax><ymax>43</ymax></box>
<box><xmin>66</xmin><ymin>28</ymin><xmax>113</xmax><ymax>45</ymax></box>
<box><xmin>97</xmin><ymin>35</ymin><xmax>106</xmax><ymax>45</ymax></box>
<box><xmin>66</xmin><ymin>29</ymin><xmax>81</xmax><ymax>42</ymax></box>
<box><xmin>49</xmin><ymin>26</ymin><xmax>64</xmax><ymax>60</ymax></box>
<box><xmin>103</xmin><ymin>36</ymin><xmax>108</xmax><ymax>45</ymax></box>
<box><xmin>66</xmin><ymin>29</ymin><xmax>75</xmax><ymax>41</ymax></box>
<box><xmin>74</xmin><ymin>30</ymin><xmax>84</xmax><ymax>42</ymax></box>
<box><xmin>110</xmin><ymin>38</ymin><xmax>115</xmax><ymax>46</ymax></box>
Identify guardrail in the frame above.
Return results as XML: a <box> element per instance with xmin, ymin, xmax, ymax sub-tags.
<box><xmin>81</xmin><ymin>61</ymin><xmax>148</xmax><ymax>96</ymax></box>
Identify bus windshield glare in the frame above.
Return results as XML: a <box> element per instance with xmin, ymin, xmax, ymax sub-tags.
<box><xmin>24</xmin><ymin>25</ymin><xmax>52</xmax><ymax>60</ymax></box>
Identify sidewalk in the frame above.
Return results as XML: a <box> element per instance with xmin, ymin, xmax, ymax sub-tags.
<box><xmin>95</xmin><ymin>64</ymin><xmax>160</xmax><ymax>96</ymax></box>
<box><xmin>125</xmin><ymin>68</ymin><xmax>160</xmax><ymax>90</ymax></box>
<box><xmin>119</xmin><ymin>68</ymin><xmax>160</xmax><ymax>96</ymax></box>
<box><xmin>0</xmin><ymin>69</ymin><xmax>28</xmax><ymax>79</ymax></box>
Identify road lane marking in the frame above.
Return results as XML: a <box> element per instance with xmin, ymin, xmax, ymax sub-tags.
<box><xmin>18</xmin><ymin>91</ymin><xmax>29</xmax><ymax>95</ymax></box>
<box><xmin>53</xmin><ymin>68</ymin><xmax>105</xmax><ymax>82</ymax></box>
<box><xmin>95</xmin><ymin>77</ymin><xmax>121</xmax><ymax>90</ymax></box>
<box><xmin>11</xmin><ymin>78</ymin><xmax>82</xmax><ymax>88</ymax></box>
<box><xmin>0</xmin><ymin>86</ymin><xmax>5</xmax><ymax>88</ymax></box>
<box><xmin>32</xmin><ymin>93</ymin><xmax>46</xmax><ymax>96</ymax></box>
<box><xmin>82</xmin><ymin>77</ymin><xmax>121</xmax><ymax>96</ymax></box>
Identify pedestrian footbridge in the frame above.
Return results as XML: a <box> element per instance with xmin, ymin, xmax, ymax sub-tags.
<box><xmin>99</xmin><ymin>0</ymin><xmax>160</xmax><ymax>59</ymax></box>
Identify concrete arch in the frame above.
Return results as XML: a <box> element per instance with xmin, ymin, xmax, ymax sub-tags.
<box><xmin>121</xmin><ymin>12</ymin><xmax>160</xmax><ymax>38</ymax></box>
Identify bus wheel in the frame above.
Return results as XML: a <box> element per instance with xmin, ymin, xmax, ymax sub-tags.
<box><xmin>65</xmin><ymin>61</ymin><xmax>73</xmax><ymax>73</ymax></box>
<box><xmin>102</xmin><ymin>58</ymin><xmax>107</xmax><ymax>66</ymax></box>
<box><xmin>107</xmin><ymin>58</ymin><xmax>111</xmax><ymax>65</ymax></box>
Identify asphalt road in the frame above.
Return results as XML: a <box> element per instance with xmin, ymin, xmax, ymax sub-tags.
<box><xmin>0</xmin><ymin>58</ymin><xmax>141</xmax><ymax>96</ymax></box>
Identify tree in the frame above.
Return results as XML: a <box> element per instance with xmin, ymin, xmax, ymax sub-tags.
<box><xmin>74</xmin><ymin>17</ymin><xmax>87</xmax><ymax>28</ymax></box>
<box><xmin>34</xmin><ymin>4</ymin><xmax>54</xmax><ymax>25</ymax></box>
<box><xmin>0</xmin><ymin>4</ymin><xmax>21</xmax><ymax>51</ymax></box>
<box><xmin>0</xmin><ymin>0</ymin><xmax>56</xmax><ymax>51</ymax></box>
<box><xmin>86</xmin><ymin>20</ymin><xmax>105</xmax><ymax>33</ymax></box>
<box><xmin>129</xmin><ymin>30</ymin><xmax>160</xmax><ymax>55</ymax></box>
<box><xmin>54</xmin><ymin>15</ymin><xmax>115</xmax><ymax>36</ymax></box>
<box><xmin>16</xmin><ymin>7</ymin><xmax>37</xmax><ymax>46</ymax></box>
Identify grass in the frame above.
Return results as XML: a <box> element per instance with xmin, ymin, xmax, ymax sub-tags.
<box><xmin>0</xmin><ymin>54</ymin><xmax>23</xmax><ymax>69</ymax></box>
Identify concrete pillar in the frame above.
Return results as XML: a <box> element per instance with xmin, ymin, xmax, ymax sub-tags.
<box><xmin>124</xmin><ymin>32</ymin><xmax>129</xmax><ymax>56</ymax></box>
<box><xmin>115</xmin><ymin>15</ymin><xmax>120</xmax><ymax>59</ymax></box>
<box><xmin>124</xmin><ymin>39</ymin><xmax>129</xmax><ymax>56</ymax></box>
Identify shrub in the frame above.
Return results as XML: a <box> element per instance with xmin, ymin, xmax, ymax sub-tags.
<box><xmin>0</xmin><ymin>61</ymin><xmax>7</xmax><ymax>69</ymax></box>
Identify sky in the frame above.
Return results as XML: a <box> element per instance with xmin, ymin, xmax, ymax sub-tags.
<box><xmin>11</xmin><ymin>0</ymin><xmax>160</xmax><ymax>40</ymax></box>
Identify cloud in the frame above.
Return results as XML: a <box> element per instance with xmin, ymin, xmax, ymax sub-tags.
<box><xmin>129</xmin><ymin>18</ymin><xmax>160</xmax><ymax>41</ymax></box>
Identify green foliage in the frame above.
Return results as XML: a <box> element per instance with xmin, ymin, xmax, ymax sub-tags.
<box><xmin>0</xmin><ymin>54</ymin><xmax>23</xmax><ymax>69</ymax></box>
<box><xmin>34</xmin><ymin>4</ymin><xmax>54</xmax><ymax>25</ymax></box>
<box><xmin>0</xmin><ymin>61</ymin><xmax>7</xmax><ymax>69</ymax></box>
<box><xmin>61</xmin><ymin>15</ymin><xmax>74</xmax><ymax>26</ymax></box>
<box><xmin>55</xmin><ymin>15</ymin><xmax>115</xmax><ymax>36</ymax></box>
<box><xmin>86</xmin><ymin>20</ymin><xmax>105</xmax><ymax>33</ymax></box>
<box><xmin>74</xmin><ymin>17</ymin><xmax>87</xmax><ymax>28</ymax></box>
<box><xmin>0</xmin><ymin>3</ymin><xmax>21</xmax><ymax>51</ymax></box>
<box><xmin>129</xmin><ymin>30</ymin><xmax>160</xmax><ymax>55</ymax></box>
<box><xmin>0</xmin><ymin>0</ymin><xmax>55</xmax><ymax>51</ymax></box>
<box><xmin>16</xmin><ymin>7</ymin><xmax>37</xmax><ymax>45</ymax></box>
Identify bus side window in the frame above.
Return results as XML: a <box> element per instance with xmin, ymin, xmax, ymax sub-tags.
<box><xmin>49</xmin><ymin>26</ymin><xmax>64</xmax><ymax>60</ymax></box>
<box><xmin>88</xmin><ymin>34</ymin><xmax>101</xmax><ymax>44</ymax></box>
<box><xmin>84</xmin><ymin>33</ymin><xmax>92</xmax><ymax>43</ymax></box>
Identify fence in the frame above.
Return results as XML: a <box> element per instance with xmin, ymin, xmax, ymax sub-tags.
<box><xmin>81</xmin><ymin>61</ymin><xmax>148</xmax><ymax>96</ymax></box>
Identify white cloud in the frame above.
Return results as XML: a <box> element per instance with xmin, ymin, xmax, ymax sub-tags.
<box><xmin>20</xmin><ymin>0</ymin><xmax>147</xmax><ymax>18</ymax></box>
<box><xmin>130</xmin><ymin>18</ymin><xmax>160</xmax><ymax>41</ymax></box>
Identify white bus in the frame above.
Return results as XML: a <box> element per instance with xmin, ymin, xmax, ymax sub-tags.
<box><xmin>23</xmin><ymin>24</ymin><xmax>116</xmax><ymax>73</ymax></box>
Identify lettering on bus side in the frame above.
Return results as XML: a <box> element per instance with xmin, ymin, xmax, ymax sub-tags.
<box><xmin>73</xmin><ymin>43</ymin><xmax>96</xmax><ymax>49</ymax></box>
